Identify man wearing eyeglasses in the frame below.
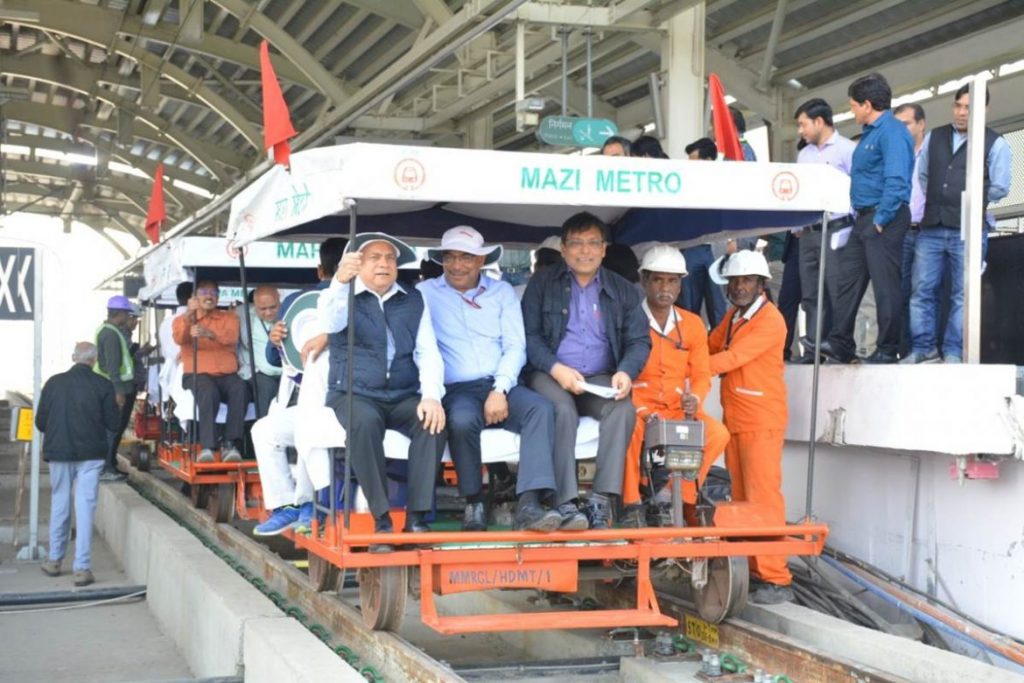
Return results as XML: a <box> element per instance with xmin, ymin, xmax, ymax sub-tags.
<box><xmin>418</xmin><ymin>226</ymin><xmax>563</xmax><ymax>533</ymax></box>
<box><xmin>172</xmin><ymin>280</ymin><xmax>248</xmax><ymax>463</ymax></box>
<box><xmin>620</xmin><ymin>245</ymin><xmax>730</xmax><ymax>527</ymax></box>
<box><xmin>319</xmin><ymin>233</ymin><xmax>447</xmax><ymax>552</ymax></box>
<box><xmin>522</xmin><ymin>212</ymin><xmax>651</xmax><ymax>530</ymax></box>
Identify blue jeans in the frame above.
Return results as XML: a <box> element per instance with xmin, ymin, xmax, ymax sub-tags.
<box><xmin>909</xmin><ymin>227</ymin><xmax>988</xmax><ymax>358</ymax></box>
<box><xmin>48</xmin><ymin>459</ymin><xmax>104</xmax><ymax>571</ymax></box>
<box><xmin>680</xmin><ymin>245</ymin><xmax>727</xmax><ymax>327</ymax></box>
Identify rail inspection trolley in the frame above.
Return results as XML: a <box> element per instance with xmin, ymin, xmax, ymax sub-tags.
<box><xmin>227</xmin><ymin>143</ymin><xmax>845</xmax><ymax>633</ymax></box>
<box><xmin>137</xmin><ymin>235</ymin><xmax>320</xmax><ymax>522</ymax></box>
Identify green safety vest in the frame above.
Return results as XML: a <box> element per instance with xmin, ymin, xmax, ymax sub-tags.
<box><xmin>93</xmin><ymin>322</ymin><xmax>135</xmax><ymax>382</ymax></box>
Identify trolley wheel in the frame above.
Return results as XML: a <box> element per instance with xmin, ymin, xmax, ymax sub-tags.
<box><xmin>190</xmin><ymin>483</ymin><xmax>210</xmax><ymax>509</ymax></box>
<box><xmin>206</xmin><ymin>483</ymin><xmax>235</xmax><ymax>523</ymax></box>
<box><xmin>307</xmin><ymin>553</ymin><xmax>341</xmax><ymax>592</ymax></box>
<box><xmin>693</xmin><ymin>556</ymin><xmax>749</xmax><ymax>624</ymax></box>
<box><xmin>358</xmin><ymin>566</ymin><xmax>408</xmax><ymax>631</ymax></box>
<box><xmin>136</xmin><ymin>444</ymin><xmax>152</xmax><ymax>472</ymax></box>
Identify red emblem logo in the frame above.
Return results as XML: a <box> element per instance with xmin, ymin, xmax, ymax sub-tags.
<box><xmin>394</xmin><ymin>158</ymin><xmax>426</xmax><ymax>191</ymax></box>
<box><xmin>226</xmin><ymin>239</ymin><xmax>249</xmax><ymax>260</ymax></box>
<box><xmin>772</xmin><ymin>172</ymin><xmax>799</xmax><ymax>201</ymax></box>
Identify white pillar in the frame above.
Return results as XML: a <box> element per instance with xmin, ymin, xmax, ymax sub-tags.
<box><xmin>660</xmin><ymin>4</ymin><xmax>705</xmax><ymax>160</ymax></box>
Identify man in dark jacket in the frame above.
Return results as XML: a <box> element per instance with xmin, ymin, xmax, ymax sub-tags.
<box><xmin>36</xmin><ymin>342</ymin><xmax>121</xmax><ymax>587</ymax></box>
<box><xmin>522</xmin><ymin>212</ymin><xmax>651</xmax><ymax>529</ymax></box>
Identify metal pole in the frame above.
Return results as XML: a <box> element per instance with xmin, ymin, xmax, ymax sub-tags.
<box><xmin>515</xmin><ymin>20</ymin><xmax>525</xmax><ymax>132</ymax></box>
<box><xmin>236</xmin><ymin>251</ymin><xmax>261</xmax><ymax>419</ymax></box>
<box><xmin>963</xmin><ymin>78</ymin><xmax>987</xmax><ymax>364</ymax></box>
<box><xmin>805</xmin><ymin>212</ymin><xmax>829</xmax><ymax>521</ymax></box>
<box><xmin>22</xmin><ymin>249</ymin><xmax>43</xmax><ymax>559</ymax></box>
<box><xmin>560</xmin><ymin>27</ymin><xmax>569</xmax><ymax>117</ymax></box>
<box><xmin>341</xmin><ymin>199</ymin><xmax>358</xmax><ymax>529</ymax></box>
<box><xmin>758</xmin><ymin>0</ymin><xmax>789</xmax><ymax>90</ymax></box>
<box><xmin>585</xmin><ymin>28</ymin><xmax>593</xmax><ymax>118</ymax></box>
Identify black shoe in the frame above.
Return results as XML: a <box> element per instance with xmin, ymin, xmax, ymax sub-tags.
<box><xmin>556</xmin><ymin>502</ymin><xmax>589</xmax><ymax>531</ymax></box>
<box><xmin>860</xmin><ymin>349</ymin><xmax>898</xmax><ymax>364</ymax></box>
<box><xmin>403</xmin><ymin>511</ymin><xmax>431</xmax><ymax>534</ymax></box>
<box><xmin>514</xmin><ymin>499</ymin><xmax>561</xmax><ymax>532</ymax></box>
<box><xmin>818</xmin><ymin>340</ymin><xmax>857</xmax><ymax>364</ymax></box>
<box><xmin>369</xmin><ymin>513</ymin><xmax>394</xmax><ymax>553</ymax></box>
<box><xmin>619</xmin><ymin>503</ymin><xmax>647</xmax><ymax>528</ymax></box>
<box><xmin>586</xmin><ymin>494</ymin><xmax>613</xmax><ymax>530</ymax></box>
<box><xmin>749</xmin><ymin>580</ymin><xmax>795</xmax><ymax>605</ymax></box>
<box><xmin>99</xmin><ymin>467</ymin><xmax>127</xmax><ymax>482</ymax></box>
<box><xmin>462</xmin><ymin>502</ymin><xmax>487</xmax><ymax>531</ymax></box>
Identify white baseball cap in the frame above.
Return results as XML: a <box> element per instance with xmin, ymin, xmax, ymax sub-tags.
<box><xmin>709</xmin><ymin>250</ymin><xmax>772</xmax><ymax>285</ymax></box>
<box><xmin>427</xmin><ymin>225</ymin><xmax>503</xmax><ymax>265</ymax></box>
<box><xmin>538</xmin><ymin>235</ymin><xmax>562</xmax><ymax>252</ymax></box>
<box><xmin>639</xmin><ymin>244</ymin><xmax>688</xmax><ymax>276</ymax></box>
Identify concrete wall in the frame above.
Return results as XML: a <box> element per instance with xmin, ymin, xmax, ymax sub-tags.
<box><xmin>94</xmin><ymin>484</ymin><xmax>361</xmax><ymax>681</ymax></box>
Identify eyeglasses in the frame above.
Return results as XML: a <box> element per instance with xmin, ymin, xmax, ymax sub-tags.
<box><xmin>196</xmin><ymin>288</ymin><xmax>218</xmax><ymax>295</ymax></box>
<box><xmin>564</xmin><ymin>239</ymin><xmax>605</xmax><ymax>251</ymax></box>
<box><xmin>442</xmin><ymin>252</ymin><xmax>480</xmax><ymax>265</ymax></box>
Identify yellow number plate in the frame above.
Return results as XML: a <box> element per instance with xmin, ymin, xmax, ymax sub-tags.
<box><xmin>684</xmin><ymin>613</ymin><xmax>720</xmax><ymax>648</ymax></box>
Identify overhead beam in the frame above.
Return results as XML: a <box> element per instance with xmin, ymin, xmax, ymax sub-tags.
<box><xmin>773</xmin><ymin>0</ymin><xmax>1007</xmax><ymax>84</ymax></box>
<box><xmin>338</xmin><ymin>0</ymin><xmax>424</xmax><ymax>28</ymax></box>
<box><xmin>708</xmin><ymin>0</ymin><xmax>815</xmax><ymax>46</ymax></box>
<box><xmin>412</xmin><ymin>0</ymin><xmax>454</xmax><ymax>27</ymax></box>
<box><xmin>3</xmin><ymin>0</ymin><xmax>262</xmax><ymax>149</ymax></box>
<box><xmin>0</xmin><ymin>57</ymin><xmax>242</xmax><ymax>177</ymax></box>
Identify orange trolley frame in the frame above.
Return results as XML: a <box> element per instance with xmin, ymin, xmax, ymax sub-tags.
<box><xmin>156</xmin><ymin>441</ymin><xmax>265</xmax><ymax>523</ymax></box>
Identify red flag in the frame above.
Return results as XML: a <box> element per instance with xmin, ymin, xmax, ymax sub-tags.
<box><xmin>259</xmin><ymin>40</ymin><xmax>297</xmax><ymax>167</ymax></box>
<box><xmin>145</xmin><ymin>163</ymin><xmax>165</xmax><ymax>244</ymax></box>
<box><xmin>708</xmin><ymin>73</ymin><xmax>744</xmax><ymax>161</ymax></box>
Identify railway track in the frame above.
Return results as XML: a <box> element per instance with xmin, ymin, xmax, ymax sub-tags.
<box><xmin>127</xmin><ymin>465</ymin><xmax>907</xmax><ymax>682</ymax></box>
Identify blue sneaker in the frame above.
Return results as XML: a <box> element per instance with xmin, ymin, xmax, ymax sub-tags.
<box><xmin>293</xmin><ymin>502</ymin><xmax>315</xmax><ymax>535</ymax></box>
<box><xmin>254</xmin><ymin>506</ymin><xmax>300</xmax><ymax>536</ymax></box>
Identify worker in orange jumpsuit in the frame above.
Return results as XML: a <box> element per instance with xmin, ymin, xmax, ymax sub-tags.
<box><xmin>622</xmin><ymin>245</ymin><xmax>730</xmax><ymax>527</ymax></box>
<box><xmin>707</xmin><ymin>249</ymin><xmax>794</xmax><ymax>605</ymax></box>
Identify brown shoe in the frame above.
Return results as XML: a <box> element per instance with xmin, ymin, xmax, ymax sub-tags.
<box><xmin>73</xmin><ymin>570</ymin><xmax>94</xmax><ymax>587</ymax></box>
<box><xmin>40</xmin><ymin>560</ymin><xmax>61</xmax><ymax>577</ymax></box>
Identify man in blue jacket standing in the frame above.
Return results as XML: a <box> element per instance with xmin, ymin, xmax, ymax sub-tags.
<box><xmin>522</xmin><ymin>212</ymin><xmax>651</xmax><ymax>529</ymax></box>
<box><xmin>36</xmin><ymin>342</ymin><xmax>121</xmax><ymax>587</ymax></box>
<box><xmin>820</xmin><ymin>72</ymin><xmax>914</xmax><ymax>364</ymax></box>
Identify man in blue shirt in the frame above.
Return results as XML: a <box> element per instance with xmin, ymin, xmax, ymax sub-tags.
<box><xmin>418</xmin><ymin>226</ymin><xmax>563</xmax><ymax>533</ymax></box>
<box><xmin>523</xmin><ymin>212</ymin><xmax>651</xmax><ymax>530</ymax></box>
<box><xmin>904</xmin><ymin>84</ymin><xmax>1012</xmax><ymax>364</ymax></box>
<box><xmin>820</xmin><ymin>73</ymin><xmax>914</xmax><ymax>364</ymax></box>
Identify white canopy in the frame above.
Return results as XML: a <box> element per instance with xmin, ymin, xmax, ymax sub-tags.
<box><xmin>139</xmin><ymin>235</ymin><xmax>320</xmax><ymax>302</ymax></box>
<box><xmin>227</xmin><ymin>142</ymin><xmax>852</xmax><ymax>248</ymax></box>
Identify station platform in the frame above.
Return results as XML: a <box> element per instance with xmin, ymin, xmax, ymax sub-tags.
<box><xmin>0</xmin><ymin>470</ymin><xmax>192</xmax><ymax>683</ymax></box>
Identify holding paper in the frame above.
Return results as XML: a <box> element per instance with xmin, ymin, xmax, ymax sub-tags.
<box><xmin>576</xmin><ymin>381</ymin><xmax>619</xmax><ymax>399</ymax></box>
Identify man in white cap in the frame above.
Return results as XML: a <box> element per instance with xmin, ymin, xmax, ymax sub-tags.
<box><xmin>707</xmin><ymin>250</ymin><xmax>793</xmax><ymax>605</ymax></box>
<box><xmin>95</xmin><ymin>294</ymin><xmax>140</xmax><ymax>481</ymax></box>
<box><xmin>319</xmin><ymin>232</ymin><xmax>446</xmax><ymax>552</ymax></box>
<box><xmin>419</xmin><ymin>226</ymin><xmax>563</xmax><ymax>533</ymax></box>
<box><xmin>621</xmin><ymin>245</ymin><xmax>730</xmax><ymax>527</ymax></box>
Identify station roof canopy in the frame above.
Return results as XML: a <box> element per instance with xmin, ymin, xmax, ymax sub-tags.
<box><xmin>2</xmin><ymin>0</ymin><xmax>1023</xmax><ymax>254</ymax></box>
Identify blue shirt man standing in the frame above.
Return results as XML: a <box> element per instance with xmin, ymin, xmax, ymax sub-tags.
<box><xmin>418</xmin><ymin>226</ymin><xmax>563</xmax><ymax>534</ymax></box>
<box><xmin>820</xmin><ymin>72</ymin><xmax>914</xmax><ymax>364</ymax></box>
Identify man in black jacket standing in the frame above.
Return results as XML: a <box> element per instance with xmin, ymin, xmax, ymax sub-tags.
<box><xmin>522</xmin><ymin>212</ymin><xmax>651</xmax><ymax>529</ymax></box>
<box><xmin>36</xmin><ymin>342</ymin><xmax>121</xmax><ymax>587</ymax></box>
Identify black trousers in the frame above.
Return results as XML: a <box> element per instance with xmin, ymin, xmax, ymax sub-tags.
<box><xmin>254</xmin><ymin>372</ymin><xmax>281</xmax><ymax>419</ymax></box>
<box><xmin>105</xmin><ymin>390</ymin><xmax>136</xmax><ymax>471</ymax></box>
<box><xmin>183</xmin><ymin>373</ymin><xmax>248</xmax><ymax>450</ymax></box>
<box><xmin>778</xmin><ymin>235</ymin><xmax>802</xmax><ymax>359</ymax></box>
<box><xmin>442</xmin><ymin>378</ymin><xmax>558</xmax><ymax>499</ymax></box>
<box><xmin>327</xmin><ymin>392</ymin><xmax>446</xmax><ymax>518</ymax></box>
<box><xmin>828</xmin><ymin>205</ymin><xmax>909</xmax><ymax>357</ymax></box>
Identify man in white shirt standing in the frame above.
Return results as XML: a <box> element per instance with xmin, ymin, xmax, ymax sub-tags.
<box><xmin>157</xmin><ymin>282</ymin><xmax>192</xmax><ymax>400</ymax></box>
<box><xmin>318</xmin><ymin>233</ymin><xmax>447</xmax><ymax>552</ymax></box>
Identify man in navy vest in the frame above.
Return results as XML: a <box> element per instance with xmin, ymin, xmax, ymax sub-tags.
<box><xmin>904</xmin><ymin>84</ymin><xmax>1011</xmax><ymax>364</ymax></box>
<box><xmin>319</xmin><ymin>233</ymin><xmax>446</xmax><ymax>552</ymax></box>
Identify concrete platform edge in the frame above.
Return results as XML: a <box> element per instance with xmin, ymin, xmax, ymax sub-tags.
<box><xmin>95</xmin><ymin>482</ymin><xmax>360</xmax><ymax>681</ymax></box>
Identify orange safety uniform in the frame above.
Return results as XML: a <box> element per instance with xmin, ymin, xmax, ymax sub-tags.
<box><xmin>625</xmin><ymin>305</ymin><xmax>730</xmax><ymax>507</ymax></box>
<box><xmin>171</xmin><ymin>309</ymin><xmax>240</xmax><ymax>376</ymax></box>
<box><xmin>708</xmin><ymin>294</ymin><xmax>791</xmax><ymax>586</ymax></box>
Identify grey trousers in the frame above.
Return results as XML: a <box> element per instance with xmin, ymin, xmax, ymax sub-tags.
<box><xmin>527</xmin><ymin>371</ymin><xmax>634</xmax><ymax>504</ymax></box>
<box><xmin>254</xmin><ymin>371</ymin><xmax>281</xmax><ymax>419</ymax></box>
<box><xmin>799</xmin><ymin>229</ymin><xmax>841</xmax><ymax>341</ymax></box>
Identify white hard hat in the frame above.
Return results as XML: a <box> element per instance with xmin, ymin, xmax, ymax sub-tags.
<box><xmin>709</xmin><ymin>250</ymin><xmax>771</xmax><ymax>285</ymax></box>
<box><xmin>639</xmin><ymin>244</ymin><xmax>688</xmax><ymax>276</ymax></box>
<box><xmin>538</xmin><ymin>235</ymin><xmax>562</xmax><ymax>252</ymax></box>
